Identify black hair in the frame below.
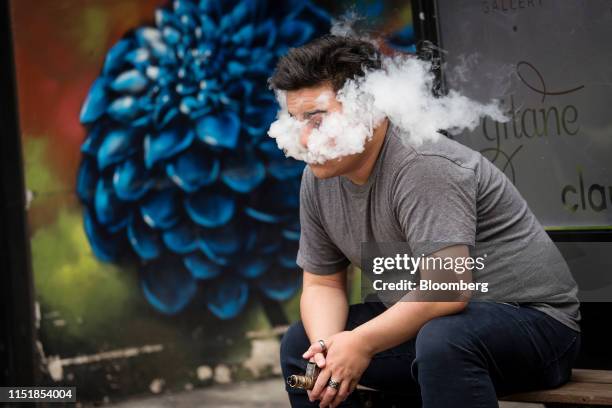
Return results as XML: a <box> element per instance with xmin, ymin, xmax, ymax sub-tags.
<box><xmin>268</xmin><ymin>35</ymin><xmax>382</xmax><ymax>92</ymax></box>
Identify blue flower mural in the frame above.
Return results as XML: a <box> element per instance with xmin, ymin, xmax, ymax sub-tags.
<box><xmin>77</xmin><ymin>0</ymin><xmax>330</xmax><ymax>319</ymax></box>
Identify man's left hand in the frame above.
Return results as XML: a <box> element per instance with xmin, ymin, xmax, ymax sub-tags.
<box><xmin>303</xmin><ymin>331</ymin><xmax>373</xmax><ymax>408</ymax></box>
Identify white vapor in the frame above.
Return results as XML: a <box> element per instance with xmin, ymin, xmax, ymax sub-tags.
<box><xmin>267</xmin><ymin>52</ymin><xmax>508</xmax><ymax>164</ymax></box>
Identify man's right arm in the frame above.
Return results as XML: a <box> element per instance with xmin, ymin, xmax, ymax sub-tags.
<box><xmin>300</xmin><ymin>269</ymin><xmax>349</xmax><ymax>347</ymax></box>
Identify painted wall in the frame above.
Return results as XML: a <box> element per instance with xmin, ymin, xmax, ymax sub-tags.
<box><xmin>10</xmin><ymin>0</ymin><xmax>414</xmax><ymax>403</ymax></box>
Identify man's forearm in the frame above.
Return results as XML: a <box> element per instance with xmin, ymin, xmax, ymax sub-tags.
<box><xmin>352</xmin><ymin>300</ymin><xmax>466</xmax><ymax>356</ymax></box>
<box><xmin>301</xmin><ymin>285</ymin><xmax>349</xmax><ymax>343</ymax></box>
<box><xmin>354</xmin><ymin>245</ymin><xmax>473</xmax><ymax>355</ymax></box>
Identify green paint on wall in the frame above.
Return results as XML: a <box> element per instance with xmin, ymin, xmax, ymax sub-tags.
<box><xmin>23</xmin><ymin>137</ymin><xmax>66</xmax><ymax>194</ymax></box>
<box><xmin>281</xmin><ymin>292</ymin><xmax>301</xmax><ymax>323</ymax></box>
<box><xmin>76</xmin><ymin>6</ymin><xmax>110</xmax><ymax>59</ymax></box>
<box><xmin>32</xmin><ymin>208</ymin><xmax>137</xmax><ymax>341</ymax></box>
<box><xmin>349</xmin><ymin>267</ymin><xmax>362</xmax><ymax>305</ymax></box>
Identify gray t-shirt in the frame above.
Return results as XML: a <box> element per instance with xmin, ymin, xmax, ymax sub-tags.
<box><xmin>297</xmin><ymin>121</ymin><xmax>581</xmax><ymax>332</ymax></box>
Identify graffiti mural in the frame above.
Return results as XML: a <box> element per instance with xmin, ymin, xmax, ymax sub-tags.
<box><xmin>10</xmin><ymin>0</ymin><xmax>415</xmax><ymax>402</ymax></box>
<box><xmin>77</xmin><ymin>0</ymin><xmax>330</xmax><ymax>320</ymax></box>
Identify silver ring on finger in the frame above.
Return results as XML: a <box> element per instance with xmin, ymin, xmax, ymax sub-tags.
<box><xmin>317</xmin><ymin>339</ymin><xmax>326</xmax><ymax>353</ymax></box>
<box><xmin>327</xmin><ymin>378</ymin><xmax>340</xmax><ymax>390</ymax></box>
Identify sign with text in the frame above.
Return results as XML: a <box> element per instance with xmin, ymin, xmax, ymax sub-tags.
<box><xmin>436</xmin><ymin>0</ymin><xmax>612</xmax><ymax>229</ymax></box>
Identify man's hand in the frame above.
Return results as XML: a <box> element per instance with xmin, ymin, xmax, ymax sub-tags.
<box><xmin>303</xmin><ymin>331</ymin><xmax>373</xmax><ymax>408</ymax></box>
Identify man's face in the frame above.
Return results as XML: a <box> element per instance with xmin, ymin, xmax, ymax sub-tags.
<box><xmin>285</xmin><ymin>83</ymin><xmax>368</xmax><ymax>179</ymax></box>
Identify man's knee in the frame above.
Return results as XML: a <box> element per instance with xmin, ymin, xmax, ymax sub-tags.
<box><xmin>415</xmin><ymin>315</ymin><xmax>477</xmax><ymax>365</ymax></box>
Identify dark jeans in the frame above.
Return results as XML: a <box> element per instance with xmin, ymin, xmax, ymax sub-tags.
<box><xmin>280</xmin><ymin>301</ymin><xmax>581</xmax><ymax>408</ymax></box>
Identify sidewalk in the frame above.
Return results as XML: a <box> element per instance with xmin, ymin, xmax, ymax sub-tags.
<box><xmin>106</xmin><ymin>378</ymin><xmax>543</xmax><ymax>408</ymax></box>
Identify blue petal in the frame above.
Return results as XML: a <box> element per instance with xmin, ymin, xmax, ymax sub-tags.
<box><xmin>166</xmin><ymin>148</ymin><xmax>219</xmax><ymax>192</ymax></box>
<box><xmin>278</xmin><ymin>253</ymin><xmax>298</xmax><ymax>269</ymax></box>
<box><xmin>157</xmin><ymin>106</ymin><xmax>180</xmax><ymax>129</ymax></box>
<box><xmin>237</xmin><ymin>258</ymin><xmax>269</xmax><ymax>279</ymax></box>
<box><xmin>108</xmin><ymin>96</ymin><xmax>140</xmax><ymax>122</ymax></box>
<box><xmin>124</xmin><ymin>48</ymin><xmax>151</xmax><ymax>69</ymax></box>
<box><xmin>258</xmin><ymin>139</ymin><xmax>286</xmax><ymax>160</ymax></box>
<box><xmin>136</xmin><ymin>94</ymin><xmax>155</xmax><ymax>111</ymax></box>
<box><xmin>196</xmin><ymin>112</ymin><xmax>240</xmax><ymax>149</ymax></box>
<box><xmin>162</xmin><ymin>26</ymin><xmax>181</xmax><ymax>45</ymax></box>
<box><xmin>266</xmin><ymin>180</ymin><xmax>300</xmax><ymax>210</ymax></box>
<box><xmin>76</xmin><ymin>157</ymin><xmax>97</xmax><ymax>204</ymax></box>
<box><xmin>140</xmin><ymin>188</ymin><xmax>181</xmax><ymax>229</ymax></box>
<box><xmin>81</xmin><ymin>125</ymin><xmax>104</xmax><ymax>156</ymax></box>
<box><xmin>282</xmin><ymin>224</ymin><xmax>300</xmax><ymax>241</ymax></box>
<box><xmin>198</xmin><ymin>241</ymin><xmax>229</xmax><ymax>266</ymax></box>
<box><xmin>83</xmin><ymin>209</ymin><xmax>122</xmax><ymax>262</ymax></box>
<box><xmin>144</xmin><ymin>128</ymin><xmax>195</xmax><ymax>169</ymax></box>
<box><xmin>267</xmin><ymin>159</ymin><xmax>305</xmax><ymax>181</ymax></box>
<box><xmin>285</xmin><ymin>182</ymin><xmax>301</xmax><ymax>208</ymax></box>
<box><xmin>200</xmin><ymin>225</ymin><xmax>241</xmax><ymax>255</ymax></box>
<box><xmin>274</xmin><ymin>0</ymin><xmax>309</xmax><ymax>17</ymax></box>
<box><xmin>173</xmin><ymin>0</ymin><xmax>199</xmax><ymax>15</ymax></box>
<box><xmin>253</xmin><ymin>19</ymin><xmax>276</xmax><ymax>48</ymax></box>
<box><xmin>225</xmin><ymin>80</ymin><xmax>253</xmax><ymax>104</ymax></box>
<box><xmin>135</xmin><ymin>27</ymin><xmax>174</xmax><ymax>63</ymax></box>
<box><xmin>247</xmin><ymin>224</ymin><xmax>282</xmax><ymax>254</ymax></box>
<box><xmin>80</xmin><ymin>78</ymin><xmax>109</xmax><ymax>123</ymax></box>
<box><xmin>155</xmin><ymin>8</ymin><xmax>180</xmax><ymax>28</ymax></box>
<box><xmin>248</xmin><ymin>48</ymin><xmax>274</xmax><ymax>72</ymax></box>
<box><xmin>150</xmin><ymin>40</ymin><xmax>175</xmax><ymax>63</ymax></box>
<box><xmin>178</xmin><ymin>14</ymin><xmax>198</xmax><ymax>33</ymax></box>
<box><xmin>198</xmin><ymin>14</ymin><xmax>218</xmax><ymax>39</ymax></box>
<box><xmin>113</xmin><ymin>158</ymin><xmax>153</xmax><ymax>201</ymax></box>
<box><xmin>141</xmin><ymin>257</ymin><xmax>198</xmax><ymax>315</ymax></box>
<box><xmin>179</xmin><ymin>95</ymin><xmax>212</xmax><ymax>118</ymax></box>
<box><xmin>211</xmin><ymin>0</ymin><xmax>245</xmax><ymax>17</ymax></box>
<box><xmin>102</xmin><ymin>39</ymin><xmax>133</xmax><ymax>75</ymax></box>
<box><xmin>227</xmin><ymin>0</ymin><xmax>252</xmax><ymax>27</ymax></box>
<box><xmin>244</xmin><ymin>207</ymin><xmax>281</xmax><ymax>223</ymax></box>
<box><xmin>205</xmin><ymin>280</ymin><xmax>249</xmax><ymax>319</ymax></box>
<box><xmin>278</xmin><ymin>20</ymin><xmax>314</xmax><ymax>46</ymax></box>
<box><xmin>243</xmin><ymin>92</ymin><xmax>276</xmax><ymax>135</ymax></box>
<box><xmin>183</xmin><ymin>252</ymin><xmax>221</xmax><ymax>279</ymax></box>
<box><xmin>258</xmin><ymin>268</ymin><xmax>301</xmax><ymax>301</ymax></box>
<box><xmin>244</xmin><ymin>105</ymin><xmax>276</xmax><ymax>137</ymax></box>
<box><xmin>286</xmin><ymin>2</ymin><xmax>330</xmax><ymax>36</ymax></box>
<box><xmin>243</xmin><ymin>227</ymin><xmax>258</xmax><ymax>252</ymax></box>
<box><xmin>234</xmin><ymin>46</ymin><xmax>251</xmax><ymax>59</ymax></box>
<box><xmin>218</xmin><ymin>11</ymin><xmax>234</xmax><ymax>32</ymax></box>
<box><xmin>97</xmin><ymin>128</ymin><xmax>138</xmax><ymax>170</ymax></box>
<box><xmin>110</xmin><ymin>69</ymin><xmax>149</xmax><ymax>93</ymax></box>
<box><xmin>127</xmin><ymin>214</ymin><xmax>163</xmax><ymax>260</ymax></box>
<box><xmin>231</xmin><ymin>23</ymin><xmax>254</xmax><ymax>44</ymax></box>
<box><xmin>258</xmin><ymin>239</ymin><xmax>282</xmax><ymax>255</ymax></box>
<box><xmin>162</xmin><ymin>222</ymin><xmax>198</xmax><ymax>254</ymax></box>
<box><xmin>220</xmin><ymin>154</ymin><xmax>265</xmax><ymax>193</ymax></box>
<box><xmin>132</xmin><ymin>115</ymin><xmax>152</xmax><ymax>128</ymax></box>
<box><xmin>94</xmin><ymin>178</ymin><xmax>127</xmax><ymax>229</ymax></box>
<box><xmin>185</xmin><ymin>191</ymin><xmax>234</xmax><ymax>228</ymax></box>
<box><xmin>226</xmin><ymin>61</ymin><xmax>247</xmax><ymax>78</ymax></box>
<box><xmin>246</xmin><ymin>180</ymin><xmax>300</xmax><ymax>222</ymax></box>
